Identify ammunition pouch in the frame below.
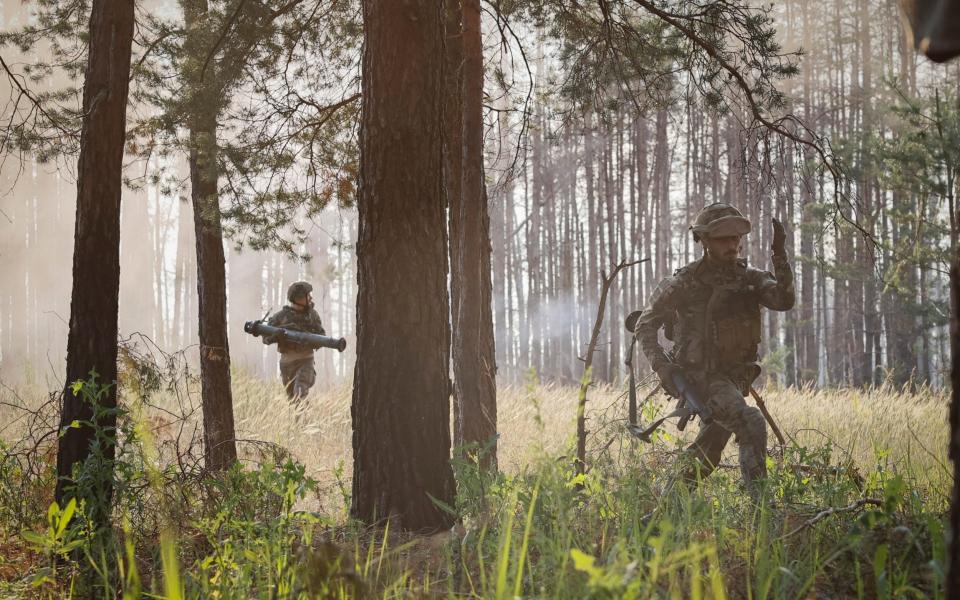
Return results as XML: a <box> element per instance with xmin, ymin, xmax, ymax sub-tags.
<box><xmin>714</xmin><ymin>313</ymin><xmax>760</xmax><ymax>365</ymax></box>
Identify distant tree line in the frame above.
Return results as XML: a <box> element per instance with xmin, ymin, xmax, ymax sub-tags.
<box><xmin>3</xmin><ymin>0</ymin><xmax>958</xmax><ymax>396</ymax></box>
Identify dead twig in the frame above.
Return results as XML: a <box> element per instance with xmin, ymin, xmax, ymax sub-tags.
<box><xmin>748</xmin><ymin>387</ymin><xmax>787</xmax><ymax>446</ymax></box>
<box><xmin>575</xmin><ymin>258</ymin><xmax>648</xmax><ymax>487</ymax></box>
<box><xmin>778</xmin><ymin>498</ymin><xmax>883</xmax><ymax>540</ymax></box>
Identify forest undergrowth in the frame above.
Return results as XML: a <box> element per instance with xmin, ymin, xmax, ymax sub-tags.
<box><xmin>0</xmin><ymin>357</ymin><xmax>950</xmax><ymax>598</ymax></box>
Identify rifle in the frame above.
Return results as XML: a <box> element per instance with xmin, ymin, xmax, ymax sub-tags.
<box><xmin>244</xmin><ymin>318</ymin><xmax>347</xmax><ymax>352</ymax></box>
<box><xmin>623</xmin><ymin>310</ymin><xmax>712</xmax><ymax>443</ymax></box>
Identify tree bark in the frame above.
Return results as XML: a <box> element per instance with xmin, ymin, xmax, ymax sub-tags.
<box><xmin>443</xmin><ymin>0</ymin><xmax>464</xmax><ymax>448</ymax></box>
<box><xmin>450</xmin><ymin>0</ymin><xmax>498</xmax><ymax>467</ymax></box>
<box><xmin>55</xmin><ymin>0</ymin><xmax>135</xmax><ymax>525</ymax></box>
<box><xmin>949</xmin><ymin>260</ymin><xmax>960</xmax><ymax>598</ymax></box>
<box><xmin>352</xmin><ymin>0</ymin><xmax>456</xmax><ymax>532</ymax></box>
<box><xmin>184</xmin><ymin>0</ymin><xmax>238</xmax><ymax>472</ymax></box>
<box><xmin>189</xmin><ymin>120</ymin><xmax>238</xmax><ymax>471</ymax></box>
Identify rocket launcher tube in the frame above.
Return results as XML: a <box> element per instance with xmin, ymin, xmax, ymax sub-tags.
<box><xmin>244</xmin><ymin>320</ymin><xmax>347</xmax><ymax>352</ymax></box>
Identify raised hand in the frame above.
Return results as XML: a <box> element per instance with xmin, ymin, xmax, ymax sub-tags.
<box><xmin>771</xmin><ymin>217</ymin><xmax>787</xmax><ymax>256</ymax></box>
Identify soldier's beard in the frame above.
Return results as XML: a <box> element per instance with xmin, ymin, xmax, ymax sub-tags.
<box><xmin>708</xmin><ymin>249</ymin><xmax>740</xmax><ymax>265</ymax></box>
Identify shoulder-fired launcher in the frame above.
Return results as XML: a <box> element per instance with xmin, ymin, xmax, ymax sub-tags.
<box><xmin>244</xmin><ymin>320</ymin><xmax>347</xmax><ymax>352</ymax></box>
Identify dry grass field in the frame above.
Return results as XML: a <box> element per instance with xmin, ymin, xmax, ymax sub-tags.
<box><xmin>0</xmin><ymin>369</ymin><xmax>952</xmax><ymax>598</ymax></box>
<box><xmin>222</xmin><ymin>372</ymin><xmax>951</xmax><ymax>499</ymax></box>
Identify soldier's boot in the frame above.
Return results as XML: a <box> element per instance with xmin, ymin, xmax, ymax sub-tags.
<box><xmin>680</xmin><ymin>422</ymin><xmax>732</xmax><ymax>485</ymax></box>
<box><xmin>737</xmin><ymin>407</ymin><xmax>768</xmax><ymax>498</ymax></box>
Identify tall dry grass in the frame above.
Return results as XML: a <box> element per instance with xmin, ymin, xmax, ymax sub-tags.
<box><xmin>2</xmin><ymin>369</ymin><xmax>948</xmax><ymax>496</ymax></box>
<box><xmin>218</xmin><ymin>371</ymin><xmax>951</xmax><ymax>500</ymax></box>
<box><xmin>0</xmin><ymin>370</ymin><xmax>951</xmax><ymax>598</ymax></box>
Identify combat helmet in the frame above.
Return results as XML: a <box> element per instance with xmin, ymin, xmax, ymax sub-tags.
<box><xmin>287</xmin><ymin>281</ymin><xmax>313</xmax><ymax>303</ymax></box>
<box><xmin>690</xmin><ymin>203</ymin><xmax>751</xmax><ymax>242</ymax></box>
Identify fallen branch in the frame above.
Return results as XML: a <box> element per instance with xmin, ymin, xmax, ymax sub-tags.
<box><xmin>778</xmin><ymin>498</ymin><xmax>883</xmax><ymax>540</ymax></box>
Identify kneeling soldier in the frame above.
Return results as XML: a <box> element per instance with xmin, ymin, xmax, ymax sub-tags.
<box><xmin>635</xmin><ymin>203</ymin><xmax>794</xmax><ymax>494</ymax></box>
<box><xmin>262</xmin><ymin>281</ymin><xmax>326</xmax><ymax>402</ymax></box>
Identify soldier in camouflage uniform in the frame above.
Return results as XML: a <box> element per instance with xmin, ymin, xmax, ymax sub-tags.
<box><xmin>262</xmin><ymin>281</ymin><xmax>326</xmax><ymax>403</ymax></box>
<box><xmin>635</xmin><ymin>203</ymin><xmax>794</xmax><ymax>492</ymax></box>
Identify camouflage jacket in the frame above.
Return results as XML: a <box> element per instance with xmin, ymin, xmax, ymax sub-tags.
<box><xmin>636</xmin><ymin>254</ymin><xmax>794</xmax><ymax>384</ymax></box>
<box><xmin>264</xmin><ymin>305</ymin><xmax>326</xmax><ymax>355</ymax></box>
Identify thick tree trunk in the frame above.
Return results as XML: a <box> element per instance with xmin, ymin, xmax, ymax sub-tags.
<box><xmin>450</xmin><ymin>0</ymin><xmax>498</xmax><ymax>467</ymax></box>
<box><xmin>443</xmin><ymin>0</ymin><xmax>465</xmax><ymax>447</ymax></box>
<box><xmin>352</xmin><ymin>0</ymin><xmax>456</xmax><ymax>532</ymax></box>
<box><xmin>185</xmin><ymin>0</ymin><xmax>237</xmax><ymax>472</ymax></box>
<box><xmin>55</xmin><ymin>0</ymin><xmax>135</xmax><ymax>525</ymax></box>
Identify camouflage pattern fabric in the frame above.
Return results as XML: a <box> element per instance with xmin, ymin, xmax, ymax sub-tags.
<box><xmin>636</xmin><ymin>253</ymin><xmax>794</xmax><ymax>491</ymax></box>
<box><xmin>263</xmin><ymin>304</ymin><xmax>325</xmax><ymax>402</ymax></box>
<box><xmin>280</xmin><ymin>356</ymin><xmax>316</xmax><ymax>403</ymax></box>
<box><xmin>263</xmin><ymin>305</ymin><xmax>326</xmax><ymax>355</ymax></box>
<box><xmin>679</xmin><ymin>372</ymin><xmax>768</xmax><ymax>488</ymax></box>
<box><xmin>636</xmin><ymin>254</ymin><xmax>794</xmax><ymax>379</ymax></box>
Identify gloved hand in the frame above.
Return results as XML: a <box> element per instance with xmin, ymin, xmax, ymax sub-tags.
<box><xmin>771</xmin><ymin>217</ymin><xmax>787</xmax><ymax>257</ymax></box>
<box><xmin>655</xmin><ymin>363</ymin><xmax>685</xmax><ymax>398</ymax></box>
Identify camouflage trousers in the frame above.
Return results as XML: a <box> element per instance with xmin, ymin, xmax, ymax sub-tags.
<box><xmin>280</xmin><ymin>356</ymin><xmax>316</xmax><ymax>403</ymax></box>
<box><xmin>680</xmin><ymin>372</ymin><xmax>767</xmax><ymax>490</ymax></box>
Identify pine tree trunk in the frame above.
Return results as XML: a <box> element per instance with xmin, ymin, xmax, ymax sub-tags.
<box><xmin>55</xmin><ymin>0</ymin><xmax>135</xmax><ymax>524</ymax></box>
<box><xmin>458</xmin><ymin>0</ymin><xmax>497</xmax><ymax>458</ymax></box>
<box><xmin>799</xmin><ymin>0</ymin><xmax>817</xmax><ymax>385</ymax></box>
<box><xmin>443</xmin><ymin>0</ymin><xmax>465</xmax><ymax>445</ymax></box>
<box><xmin>351</xmin><ymin>0</ymin><xmax>456</xmax><ymax>532</ymax></box>
<box><xmin>860</xmin><ymin>0</ymin><xmax>880</xmax><ymax>386</ymax></box>
<box><xmin>491</xmin><ymin>115</ymin><xmax>509</xmax><ymax>381</ymax></box>
<box><xmin>446</xmin><ymin>0</ymin><xmax>498</xmax><ymax>466</ymax></box>
<box><xmin>949</xmin><ymin>260</ymin><xmax>960</xmax><ymax>598</ymax></box>
<box><xmin>189</xmin><ymin>122</ymin><xmax>238</xmax><ymax>471</ymax></box>
<box><xmin>529</xmin><ymin>111</ymin><xmax>543</xmax><ymax>375</ymax></box>
<box><xmin>584</xmin><ymin>113</ymin><xmax>598</xmax><ymax>365</ymax></box>
<box><xmin>185</xmin><ymin>0</ymin><xmax>237</xmax><ymax>472</ymax></box>
<box><xmin>174</xmin><ymin>192</ymin><xmax>196</xmax><ymax>349</ymax></box>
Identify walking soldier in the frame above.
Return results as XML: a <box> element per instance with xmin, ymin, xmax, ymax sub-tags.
<box><xmin>262</xmin><ymin>281</ymin><xmax>326</xmax><ymax>402</ymax></box>
<box><xmin>634</xmin><ymin>203</ymin><xmax>795</xmax><ymax>493</ymax></box>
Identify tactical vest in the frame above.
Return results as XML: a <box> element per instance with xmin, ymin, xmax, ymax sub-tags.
<box><xmin>269</xmin><ymin>306</ymin><xmax>325</xmax><ymax>355</ymax></box>
<box><xmin>668</xmin><ymin>260</ymin><xmax>762</xmax><ymax>375</ymax></box>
